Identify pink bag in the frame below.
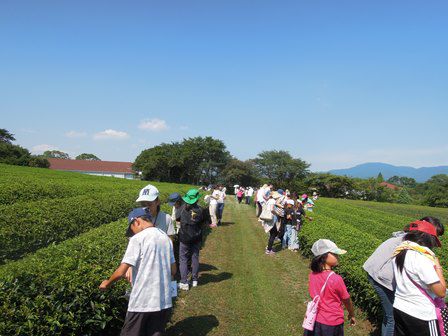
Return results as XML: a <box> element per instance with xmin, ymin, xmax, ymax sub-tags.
<box><xmin>302</xmin><ymin>271</ymin><xmax>334</xmax><ymax>331</ymax></box>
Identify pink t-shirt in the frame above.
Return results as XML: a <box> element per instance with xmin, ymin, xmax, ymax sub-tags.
<box><xmin>308</xmin><ymin>271</ymin><xmax>350</xmax><ymax>326</ymax></box>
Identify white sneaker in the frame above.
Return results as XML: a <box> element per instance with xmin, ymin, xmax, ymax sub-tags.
<box><xmin>178</xmin><ymin>282</ymin><xmax>189</xmax><ymax>291</ymax></box>
<box><xmin>192</xmin><ymin>280</ymin><xmax>198</xmax><ymax>287</ymax></box>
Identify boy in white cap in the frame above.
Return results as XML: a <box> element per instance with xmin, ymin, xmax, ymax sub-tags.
<box><xmin>136</xmin><ymin>184</ymin><xmax>175</xmax><ymax>237</ymax></box>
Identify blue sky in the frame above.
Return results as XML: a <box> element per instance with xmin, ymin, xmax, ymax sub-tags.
<box><xmin>1</xmin><ymin>0</ymin><xmax>447</xmax><ymax>171</ymax></box>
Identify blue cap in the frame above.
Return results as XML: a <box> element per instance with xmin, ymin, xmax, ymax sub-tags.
<box><xmin>168</xmin><ymin>192</ymin><xmax>182</xmax><ymax>206</ymax></box>
<box><xmin>126</xmin><ymin>207</ymin><xmax>152</xmax><ymax>237</ymax></box>
<box><xmin>277</xmin><ymin>189</ymin><xmax>284</xmax><ymax>195</ymax></box>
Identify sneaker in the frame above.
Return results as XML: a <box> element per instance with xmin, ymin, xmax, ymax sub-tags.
<box><xmin>265</xmin><ymin>250</ymin><xmax>275</xmax><ymax>255</ymax></box>
<box><xmin>192</xmin><ymin>280</ymin><xmax>198</xmax><ymax>287</ymax></box>
<box><xmin>178</xmin><ymin>282</ymin><xmax>189</xmax><ymax>291</ymax></box>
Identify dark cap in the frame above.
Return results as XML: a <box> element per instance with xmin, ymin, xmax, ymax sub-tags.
<box><xmin>168</xmin><ymin>192</ymin><xmax>182</xmax><ymax>206</ymax></box>
<box><xmin>126</xmin><ymin>207</ymin><xmax>152</xmax><ymax>237</ymax></box>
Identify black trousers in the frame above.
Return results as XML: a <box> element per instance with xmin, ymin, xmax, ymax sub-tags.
<box><xmin>303</xmin><ymin>321</ymin><xmax>344</xmax><ymax>336</ymax></box>
<box><xmin>267</xmin><ymin>224</ymin><xmax>279</xmax><ymax>251</ymax></box>
<box><xmin>120</xmin><ymin>308</ymin><xmax>171</xmax><ymax>336</ymax></box>
<box><xmin>394</xmin><ymin>308</ymin><xmax>440</xmax><ymax>336</ymax></box>
<box><xmin>256</xmin><ymin>202</ymin><xmax>263</xmax><ymax>217</ymax></box>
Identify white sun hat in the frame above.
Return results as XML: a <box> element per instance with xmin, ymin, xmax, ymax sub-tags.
<box><xmin>311</xmin><ymin>239</ymin><xmax>347</xmax><ymax>257</ymax></box>
<box><xmin>136</xmin><ymin>184</ymin><xmax>160</xmax><ymax>202</ymax></box>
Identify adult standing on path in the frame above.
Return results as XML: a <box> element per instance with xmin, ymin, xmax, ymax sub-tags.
<box><xmin>209</xmin><ymin>185</ymin><xmax>219</xmax><ymax>228</ymax></box>
<box><xmin>262</xmin><ymin>191</ymin><xmax>282</xmax><ymax>255</ymax></box>
<box><xmin>245</xmin><ymin>186</ymin><xmax>254</xmax><ymax>205</ymax></box>
<box><xmin>256</xmin><ymin>184</ymin><xmax>272</xmax><ymax>217</ymax></box>
<box><xmin>99</xmin><ymin>207</ymin><xmax>176</xmax><ymax>336</ymax></box>
<box><xmin>178</xmin><ymin>189</ymin><xmax>204</xmax><ymax>291</ymax></box>
<box><xmin>217</xmin><ymin>184</ymin><xmax>226</xmax><ymax>225</ymax></box>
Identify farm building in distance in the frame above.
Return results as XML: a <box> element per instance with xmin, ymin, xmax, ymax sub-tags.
<box><xmin>48</xmin><ymin>158</ymin><xmax>135</xmax><ymax>179</ymax></box>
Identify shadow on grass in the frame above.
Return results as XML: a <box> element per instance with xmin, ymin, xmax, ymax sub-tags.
<box><xmin>200</xmin><ymin>272</ymin><xmax>233</xmax><ymax>285</ymax></box>
<box><xmin>219</xmin><ymin>221</ymin><xmax>234</xmax><ymax>226</ymax></box>
<box><xmin>166</xmin><ymin>314</ymin><xmax>219</xmax><ymax>336</ymax></box>
<box><xmin>199</xmin><ymin>263</ymin><xmax>218</xmax><ymax>272</ymax></box>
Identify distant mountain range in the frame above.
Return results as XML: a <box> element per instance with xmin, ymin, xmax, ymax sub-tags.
<box><xmin>328</xmin><ymin>162</ymin><xmax>448</xmax><ymax>183</ymax></box>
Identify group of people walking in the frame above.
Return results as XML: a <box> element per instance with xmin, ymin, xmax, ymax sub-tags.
<box><xmin>252</xmin><ymin>182</ymin><xmax>446</xmax><ymax>336</ymax></box>
<box><xmin>255</xmin><ymin>183</ymin><xmax>313</xmax><ymax>255</ymax></box>
<box><xmin>97</xmin><ymin>181</ymin><xmax>447</xmax><ymax>336</ymax></box>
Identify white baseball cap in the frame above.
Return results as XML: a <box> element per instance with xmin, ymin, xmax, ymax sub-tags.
<box><xmin>136</xmin><ymin>184</ymin><xmax>159</xmax><ymax>202</ymax></box>
<box><xmin>311</xmin><ymin>239</ymin><xmax>347</xmax><ymax>257</ymax></box>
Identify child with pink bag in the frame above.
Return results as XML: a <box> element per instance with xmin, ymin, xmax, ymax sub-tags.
<box><xmin>303</xmin><ymin>239</ymin><xmax>356</xmax><ymax>335</ymax></box>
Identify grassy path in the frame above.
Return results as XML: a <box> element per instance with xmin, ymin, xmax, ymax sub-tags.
<box><xmin>166</xmin><ymin>199</ymin><xmax>375</xmax><ymax>336</ymax></box>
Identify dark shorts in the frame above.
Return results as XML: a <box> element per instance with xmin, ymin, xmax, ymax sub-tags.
<box><xmin>304</xmin><ymin>321</ymin><xmax>344</xmax><ymax>336</ymax></box>
<box><xmin>120</xmin><ymin>308</ymin><xmax>171</xmax><ymax>336</ymax></box>
<box><xmin>394</xmin><ymin>308</ymin><xmax>440</xmax><ymax>336</ymax></box>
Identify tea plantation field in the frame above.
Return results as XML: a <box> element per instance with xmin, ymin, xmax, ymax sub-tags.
<box><xmin>1</xmin><ymin>163</ymin><xmax>447</xmax><ymax>335</ymax></box>
<box><xmin>0</xmin><ymin>164</ymin><xmax>193</xmax><ymax>335</ymax></box>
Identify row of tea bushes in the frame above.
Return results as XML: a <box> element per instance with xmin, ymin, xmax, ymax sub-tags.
<box><xmin>0</xmin><ymin>163</ymin><xmax>148</xmax><ymax>205</ymax></box>
<box><xmin>0</xmin><ymin>199</ymin><xmax>178</xmax><ymax>335</ymax></box>
<box><xmin>0</xmin><ymin>219</ymin><xmax>130</xmax><ymax>335</ymax></box>
<box><xmin>0</xmin><ymin>190</ymin><xmax>137</xmax><ymax>264</ymax></box>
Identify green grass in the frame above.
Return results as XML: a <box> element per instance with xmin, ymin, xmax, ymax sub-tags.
<box><xmin>166</xmin><ymin>200</ymin><xmax>374</xmax><ymax>336</ymax></box>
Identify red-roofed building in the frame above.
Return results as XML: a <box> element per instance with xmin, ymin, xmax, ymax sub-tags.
<box><xmin>379</xmin><ymin>181</ymin><xmax>400</xmax><ymax>191</ymax></box>
<box><xmin>48</xmin><ymin>158</ymin><xmax>135</xmax><ymax>179</ymax></box>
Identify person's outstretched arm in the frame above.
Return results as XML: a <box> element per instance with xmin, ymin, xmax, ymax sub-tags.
<box><xmin>99</xmin><ymin>263</ymin><xmax>130</xmax><ymax>290</ymax></box>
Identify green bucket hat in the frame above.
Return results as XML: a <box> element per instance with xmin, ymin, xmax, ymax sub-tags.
<box><xmin>182</xmin><ymin>189</ymin><xmax>200</xmax><ymax>205</ymax></box>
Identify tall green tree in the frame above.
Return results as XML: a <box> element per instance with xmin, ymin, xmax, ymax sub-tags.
<box><xmin>387</xmin><ymin>175</ymin><xmax>417</xmax><ymax>188</ymax></box>
<box><xmin>377</xmin><ymin>172</ymin><xmax>384</xmax><ymax>183</ymax></box>
<box><xmin>0</xmin><ymin>129</ymin><xmax>15</xmax><ymax>144</ymax></box>
<box><xmin>253</xmin><ymin>150</ymin><xmax>310</xmax><ymax>190</ymax></box>
<box><xmin>76</xmin><ymin>153</ymin><xmax>101</xmax><ymax>161</ymax></box>
<box><xmin>421</xmin><ymin>174</ymin><xmax>448</xmax><ymax>207</ymax></box>
<box><xmin>220</xmin><ymin>158</ymin><xmax>260</xmax><ymax>187</ymax></box>
<box><xmin>0</xmin><ymin>142</ymin><xmax>31</xmax><ymax>166</ymax></box>
<box><xmin>42</xmin><ymin>150</ymin><xmax>70</xmax><ymax>159</ymax></box>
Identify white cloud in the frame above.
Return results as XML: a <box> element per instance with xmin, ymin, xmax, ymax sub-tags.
<box><xmin>31</xmin><ymin>144</ymin><xmax>59</xmax><ymax>154</ymax></box>
<box><xmin>65</xmin><ymin>130</ymin><xmax>87</xmax><ymax>138</ymax></box>
<box><xmin>138</xmin><ymin>118</ymin><xmax>169</xmax><ymax>131</ymax></box>
<box><xmin>93</xmin><ymin>129</ymin><xmax>129</xmax><ymax>140</ymax></box>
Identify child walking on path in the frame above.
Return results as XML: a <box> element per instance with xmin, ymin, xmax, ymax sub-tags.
<box><xmin>304</xmin><ymin>239</ymin><xmax>356</xmax><ymax>336</ymax></box>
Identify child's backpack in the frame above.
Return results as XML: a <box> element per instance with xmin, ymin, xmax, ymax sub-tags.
<box><xmin>302</xmin><ymin>272</ymin><xmax>334</xmax><ymax>331</ymax></box>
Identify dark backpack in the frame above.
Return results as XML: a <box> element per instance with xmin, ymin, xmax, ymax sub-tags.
<box><xmin>179</xmin><ymin>205</ymin><xmax>204</xmax><ymax>244</ymax></box>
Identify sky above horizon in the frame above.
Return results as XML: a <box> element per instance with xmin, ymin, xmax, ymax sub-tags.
<box><xmin>1</xmin><ymin>1</ymin><xmax>447</xmax><ymax>171</ymax></box>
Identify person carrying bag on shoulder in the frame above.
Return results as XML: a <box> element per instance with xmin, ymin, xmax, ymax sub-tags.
<box><xmin>303</xmin><ymin>239</ymin><xmax>355</xmax><ymax>336</ymax></box>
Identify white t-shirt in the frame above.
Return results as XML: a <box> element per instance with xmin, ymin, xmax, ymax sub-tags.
<box><xmin>152</xmin><ymin>211</ymin><xmax>175</xmax><ymax>236</ymax></box>
<box><xmin>122</xmin><ymin>227</ymin><xmax>175</xmax><ymax>312</ymax></box>
<box><xmin>247</xmin><ymin>188</ymin><xmax>254</xmax><ymax>197</ymax></box>
<box><xmin>217</xmin><ymin>190</ymin><xmax>226</xmax><ymax>204</ymax></box>
<box><xmin>393</xmin><ymin>249</ymin><xmax>440</xmax><ymax>321</ymax></box>
<box><xmin>210</xmin><ymin>190</ymin><xmax>220</xmax><ymax>205</ymax></box>
<box><xmin>257</xmin><ymin>187</ymin><xmax>267</xmax><ymax>203</ymax></box>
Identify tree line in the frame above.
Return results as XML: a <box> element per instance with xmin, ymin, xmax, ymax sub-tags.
<box><xmin>135</xmin><ymin>136</ymin><xmax>448</xmax><ymax>208</ymax></box>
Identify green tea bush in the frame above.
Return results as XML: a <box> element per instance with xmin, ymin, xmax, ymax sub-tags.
<box><xmin>0</xmin><ymin>219</ymin><xmax>130</xmax><ymax>336</ymax></box>
<box><xmin>0</xmin><ymin>190</ymin><xmax>137</xmax><ymax>263</ymax></box>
